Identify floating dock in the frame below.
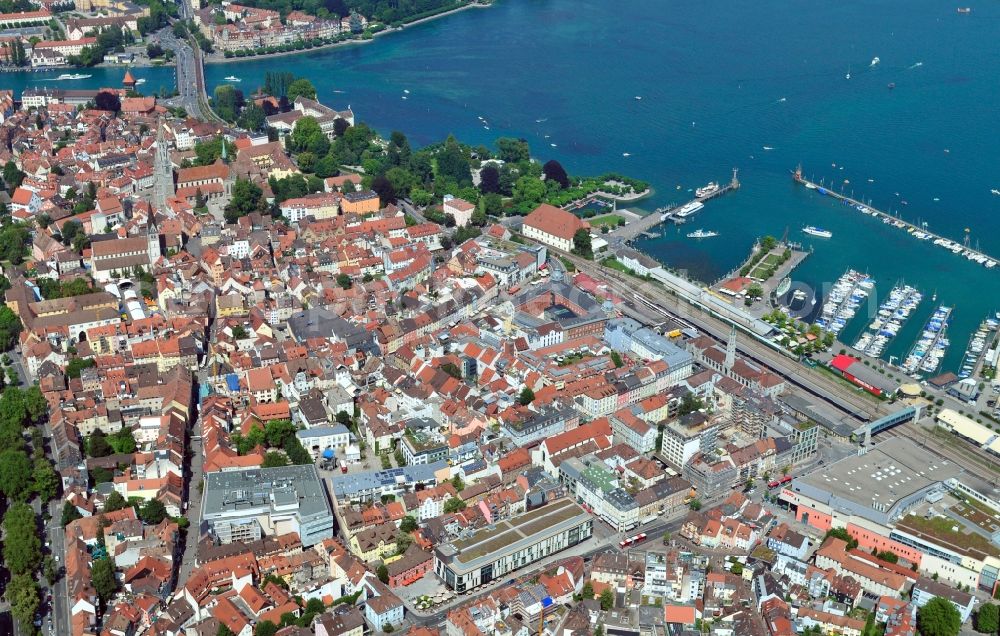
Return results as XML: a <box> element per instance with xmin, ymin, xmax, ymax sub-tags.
<box><xmin>958</xmin><ymin>318</ymin><xmax>998</xmax><ymax>379</ymax></box>
<box><xmin>853</xmin><ymin>283</ymin><xmax>923</xmax><ymax>359</ymax></box>
<box><xmin>792</xmin><ymin>166</ymin><xmax>998</xmax><ymax>271</ymax></box>
<box><xmin>902</xmin><ymin>305</ymin><xmax>952</xmax><ymax>376</ymax></box>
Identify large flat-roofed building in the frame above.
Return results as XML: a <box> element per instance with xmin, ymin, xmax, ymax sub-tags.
<box><xmin>201</xmin><ymin>465</ymin><xmax>334</xmax><ymax>546</ymax></box>
<box><xmin>400</xmin><ymin>430</ymin><xmax>448</xmax><ymax>466</ymax></box>
<box><xmin>780</xmin><ymin>437</ymin><xmax>961</xmax><ymax>529</ymax></box>
<box><xmin>328</xmin><ymin>461</ymin><xmax>446</xmax><ymax>504</ymax></box>
<box><xmin>661</xmin><ymin>412</ymin><xmax>718</xmax><ymax>469</ymax></box>
<box><xmin>434</xmin><ymin>498</ymin><xmax>593</xmax><ymax>593</ymax></box>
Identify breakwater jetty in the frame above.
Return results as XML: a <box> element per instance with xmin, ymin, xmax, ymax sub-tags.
<box><xmin>792</xmin><ymin>165</ymin><xmax>997</xmax><ymax>271</ymax></box>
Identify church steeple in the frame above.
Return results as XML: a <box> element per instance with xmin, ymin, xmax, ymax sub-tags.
<box><xmin>147</xmin><ymin>213</ymin><xmax>161</xmax><ymax>264</ymax></box>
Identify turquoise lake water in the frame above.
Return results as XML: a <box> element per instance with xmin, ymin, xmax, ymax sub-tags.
<box><xmin>4</xmin><ymin>0</ymin><xmax>1000</xmax><ymax>374</ymax></box>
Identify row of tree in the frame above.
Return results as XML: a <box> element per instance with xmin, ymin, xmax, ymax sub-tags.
<box><xmin>230</xmin><ymin>418</ymin><xmax>313</xmax><ymax>465</ymax></box>
<box><xmin>1</xmin><ymin>385</ymin><xmax>58</xmax><ymax>630</ymax></box>
<box><xmin>2</xmin><ymin>39</ymin><xmax>28</xmax><ymax>67</ymax></box>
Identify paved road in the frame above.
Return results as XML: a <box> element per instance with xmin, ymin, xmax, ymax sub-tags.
<box><xmin>176</xmin><ymin>320</ymin><xmax>214</xmax><ymax>587</ymax></box>
<box><xmin>45</xmin><ymin>499</ymin><xmax>68</xmax><ymax>636</ymax></box>
<box><xmin>158</xmin><ymin>23</ymin><xmax>213</xmax><ymax>121</ymax></box>
<box><xmin>398</xmin><ymin>199</ymin><xmax>429</xmax><ymax>224</ymax></box>
<box><xmin>177</xmin><ymin>432</ymin><xmax>204</xmax><ymax>585</ymax></box>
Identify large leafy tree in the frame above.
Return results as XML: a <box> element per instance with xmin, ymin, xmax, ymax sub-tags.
<box><xmin>62</xmin><ymin>502</ymin><xmax>82</xmax><ymax>527</ymax></box>
<box><xmin>0</xmin><ymin>449</ymin><xmax>32</xmax><ymax>501</ymax></box>
<box><xmin>496</xmin><ymin>137</ymin><xmax>530</xmax><ymax>164</ymax></box>
<box><xmin>263</xmin><ymin>71</ymin><xmax>295</xmax><ymax>98</ymax></box>
<box><xmin>225</xmin><ymin>179</ymin><xmax>265</xmax><ymax>223</ymax></box>
<box><xmin>600</xmin><ymin>588</ymin><xmax>614</xmax><ymax>611</ymax></box>
<box><xmin>287</xmin><ymin>78</ymin><xmax>317</xmax><ymax>102</ymax></box>
<box><xmin>264</xmin><ymin>419</ymin><xmax>296</xmax><ymax>448</ymax></box>
<box><xmin>0</xmin><ymin>224</ymin><xmax>30</xmax><ymax>266</ymax></box>
<box><xmin>479</xmin><ymin>164</ymin><xmax>500</xmax><ymax>194</ymax></box>
<box><xmin>88</xmin><ymin>429</ymin><xmax>113</xmax><ymax>458</ymax></box>
<box><xmin>436</xmin><ymin>136</ymin><xmax>471</xmax><ymax>187</ymax></box>
<box><xmin>213</xmin><ymin>85</ymin><xmax>243</xmax><ymax>122</ymax></box>
<box><xmin>94</xmin><ymin>91</ymin><xmax>121</xmax><ymax>113</ymax></box>
<box><xmin>6</xmin><ymin>572</ymin><xmax>39</xmax><ymax>631</ymax></box>
<box><xmin>542</xmin><ymin>159</ymin><xmax>570</xmax><ymax>189</ymax></box>
<box><xmin>262</xmin><ymin>451</ymin><xmax>288</xmax><ymax>468</ymax></box>
<box><xmin>976</xmin><ymin>603</ymin><xmax>999</xmax><ymax>634</ymax></box>
<box><xmin>3</xmin><ymin>160</ymin><xmax>25</xmax><ymax>192</ymax></box>
<box><xmin>917</xmin><ymin>597</ymin><xmax>961</xmax><ymax>636</ymax></box>
<box><xmin>104</xmin><ymin>491</ymin><xmax>129</xmax><ymax>512</ymax></box>
<box><xmin>237</xmin><ymin>102</ymin><xmax>266</xmax><ymax>131</ymax></box>
<box><xmin>371</xmin><ymin>174</ymin><xmax>396</xmax><ymax>205</ymax></box>
<box><xmin>572</xmin><ymin>228</ymin><xmax>593</xmax><ymax>259</ymax></box>
<box><xmin>3</xmin><ymin>502</ymin><xmax>41</xmax><ymax>575</ymax></box>
<box><xmin>33</xmin><ymin>457</ymin><xmax>59</xmax><ymax>502</ymax></box>
<box><xmin>92</xmin><ymin>556</ymin><xmax>118</xmax><ymax>603</ymax></box>
<box><xmin>139</xmin><ymin>499</ymin><xmax>168</xmax><ymax>525</ymax></box>
<box><xmin>513</xmin><ymin>175</ymin><xmax>545</xmax><ymax>208</ymax></box>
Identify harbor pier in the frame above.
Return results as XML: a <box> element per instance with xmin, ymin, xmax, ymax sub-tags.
<box><xmin>792</xmin><ymin>166</ymin><xmax>998</xmax><ymax>271</ymax></box>
<box><xmin>610</xmin><ymin>168</ymin><xmax>740</xmax><ymax>241</ymax></box>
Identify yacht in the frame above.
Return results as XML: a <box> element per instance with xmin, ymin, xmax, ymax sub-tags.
<box><xmin>674</xmin><ymin>201</ymin><xmax>705</xmax><ymax>218</ymax></box>
<box><xmin>223</xmin><ymin>76</ymin><xmax>241</xmax><ymax>82</ymax></box>
<box><xmin>695</xmin><ymin>182</ymin><xmax>720</xmax><ymax>198</ymax></box>
<box><xmin>803</xmin><ymin>226</ymin><xmax>832</xmax><ymax>238</ymax></box>
<box><xmin>870</xmin><ymin>56</ymin><xmax>880</xmax><ymax>67</ymax></box>
<box><xmin>686</xmin><ymin>229</ymin><xmax>718</xmax><ymax>239</ymax></box>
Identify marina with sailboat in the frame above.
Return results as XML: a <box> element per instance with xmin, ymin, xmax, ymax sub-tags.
<box><xmin>902</xmin><ymin>305</ymin><xmax>953</xmax><ymax>376</ymax></box>
<box><xmin>853</xmin><ymin>284</ymin><xmax>923</xmax><ymax>359</ymax></box>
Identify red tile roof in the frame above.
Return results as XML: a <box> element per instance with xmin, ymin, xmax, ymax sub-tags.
<box><xmin>523</xmin><ymin>203</ymin><xmax>588</xmax><ymax>241</ymax></box>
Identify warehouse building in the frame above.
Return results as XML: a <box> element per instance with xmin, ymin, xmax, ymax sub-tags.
<box><xmin>434</xmin><ymin>498</ymin><xmax>592</xmax><ymax>593</ymax></box>
<box><xmin>779</xmin><ymin>437</ymin><xmax>960</xmax><ymax>529</ymax></box>
<box><xmin>828</xmin><ymin>354</ymin><xmax>899</xmax><ymax>398</ymax></box>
